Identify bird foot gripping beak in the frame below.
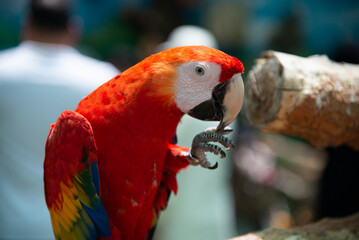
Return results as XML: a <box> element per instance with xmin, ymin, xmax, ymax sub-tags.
<box><xmin>187</xmin><ymin>127</ymin><xmax>234</xmax><ymax>170</ymax></box>
<box><xmin>186</xmin><ymin>73</ymin><xmax>243</xmax><ymax>169</ymax></box>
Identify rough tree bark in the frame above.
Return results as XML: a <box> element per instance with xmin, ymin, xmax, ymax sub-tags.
<box><xmin>239</xmin><ymin>51</ymin><xmax>359</xmax><ymax>239</ymax></box>
<box><xmin>245</xmin><ymin>51</ymin><xmax>359</xmax><ymax>150</ymax></box>
<box><xmin>230</xmin><ymin>212</ymin><xmax>359</xmax><ymax>240</ymax></box>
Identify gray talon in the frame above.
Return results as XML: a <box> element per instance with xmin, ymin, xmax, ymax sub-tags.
<box><xmin>198</xmin><ymin>142</ymin><xmax>226</xmax><ymax>158</ymax></box>
<box><xmin>189</xmin><ymin>129</ymin><xmax>235</xmax><ymax>169</ymax></box>
<box><xmin>208</xmin><ymin>162</ymin><xmax>218</xmax><ymax>170</ymax></box>
<box><xmin>186</xmin><ymin>155</ymin><xmax>200</xmax><ymax>166</ymax></box>
<box><xmin>217</xmin><ymin>127</ymin><xmax>233</xmax><ymax>135</ymax></box>
<box><xmin>193</xmin><ymin>131</ymin><xmax>234</xmax><ymax>150</ymax></box>
<box><xmin>205</xmin><ymin>126</ymin><xmax>233</xmax><ymax>135</ymax></box>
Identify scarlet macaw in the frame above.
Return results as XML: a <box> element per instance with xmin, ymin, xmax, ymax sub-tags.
<box><xmin>44</xmin><ymin>46</ymin><xmax>244</xmax><ymax>240</ymax></box>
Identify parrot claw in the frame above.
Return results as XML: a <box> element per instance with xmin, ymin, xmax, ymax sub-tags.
<box><xmin>205</xmin><ymin>126</ymin><xmax>233</xmax><ymax>135</ymax></box>
<box><xmin>188</xmin><ymin>130</ymin><xmax>234</xmax><ymax>169</ymax></box>
<box><xmin>208</xmin><ymin>162</ymin><xmax>218</xmax><ymax>170</ymax></box>
<box><xmin>186</xmin><ymin>154</ymin><xmax>218</xmax><ymax>170</ymax></box>
<box><xmin>186</xmin><ymin>154</ymin><xmax>200</xmax><ymax>166</ymax></box>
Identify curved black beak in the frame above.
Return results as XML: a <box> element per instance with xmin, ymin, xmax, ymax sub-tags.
<box><xmin>187</xmin><ymin>73</ymin><xmax>244</xmax><ymax>132</ymax></box>
<box><xmin>187</xmin><ymin>82</ymin><xmax>228</xmax><ymax>122</ymax></box>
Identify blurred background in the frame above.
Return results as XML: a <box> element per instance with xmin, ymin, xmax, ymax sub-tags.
<box><xmin>2</xmin><ymin>0</ymin><xmax>358</xmax><ymax>71</ymax></box>
<box><xmin>0</xmin><ymin>0</ymin><xmax>358</xmax><ymax>239</ymax></box>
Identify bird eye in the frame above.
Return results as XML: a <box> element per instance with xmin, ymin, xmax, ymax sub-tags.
<box><xmin>194</xmin><ymin>65</ymin><xmax>205</xmax><ymax>76</ymax></box>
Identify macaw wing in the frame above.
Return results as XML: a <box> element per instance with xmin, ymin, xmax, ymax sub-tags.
<box><xmin>44</xmin><ymin>110</ymin><xmax>110</xmax><ymax>240</ymax></box>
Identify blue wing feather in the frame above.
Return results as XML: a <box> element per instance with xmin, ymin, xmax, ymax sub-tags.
<box><xmin>91</xmin><ymin>161</ymin><xmax>101</xmax><ymax>197</ymax></box>
<box><xmin>81</xmin><ymin>162</ymin><xmax>111</xmax><ymax>238</ymax></box>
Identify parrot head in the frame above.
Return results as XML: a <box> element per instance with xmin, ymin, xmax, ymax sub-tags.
<box><xmin>147</xmin><ymin>45</ymin><xmax>244</xmax><ymax>131</ymax></box>
<box><xmin>175</xmin><ymin>48</ymin><xmax>244</xmax><ymax>131</ymax></box>
<box><xmin>115</xmin><ymin>45</ymin><xmax>244</xmax><ymax>132</ymax></box>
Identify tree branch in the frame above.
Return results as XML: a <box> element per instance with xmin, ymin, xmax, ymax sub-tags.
<box><xmin>245</xmin><ymin>51</ymin><xmax>359</xmax><ymax>150</ymax></box>
<box><xmin>230</xmin><ymin>212</ymin><xmax>359</xmax><ymax>240</ymax></box>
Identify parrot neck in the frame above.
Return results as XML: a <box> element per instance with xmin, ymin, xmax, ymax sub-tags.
<box><xmin>126</xmin><ymin>91</ymin><xmax>184</xmax><ymax>140</ymax></box>
<box><xmin>76</xmin><ymin>74</ymin><xmax>184</xmax><ymax>142</ymax></box>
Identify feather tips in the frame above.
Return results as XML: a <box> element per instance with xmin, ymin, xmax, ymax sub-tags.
<box><xmin>44</xmin><ymin>110</ymin><xmax>110</xmax><ymax>239</ymax></box>
<box><xmin>152</xmin><ymin>143</ymin><xmax>190</xmax><ymax>226</ymax></box>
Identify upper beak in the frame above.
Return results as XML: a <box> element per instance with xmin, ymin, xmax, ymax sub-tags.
<box><xmin>187</xmin><ymin>73</ymin><xmax>244</xmax><ymax>131</ymax></box>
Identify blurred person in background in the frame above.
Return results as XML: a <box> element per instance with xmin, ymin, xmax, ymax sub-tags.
<box><xmin>0</xmin><ymin>0</ymin><xmax>119</xmax><ymax>238</ymax></box>
<box><xmin>153</xmin><ymin>25</ymin><xmax>238</xmax><ymax>240</ymax></box>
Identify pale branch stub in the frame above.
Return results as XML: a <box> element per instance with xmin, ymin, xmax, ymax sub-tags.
<box><xmin>245</xmin><ymin>51</ymin><xmax>359</xmax><ymax>150</ymax></box>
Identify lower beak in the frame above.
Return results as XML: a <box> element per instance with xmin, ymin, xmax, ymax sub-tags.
<box><xmin>188</xmin><ymin>73</ymin><xmax>244</xmax><ymax>131</ymax></box>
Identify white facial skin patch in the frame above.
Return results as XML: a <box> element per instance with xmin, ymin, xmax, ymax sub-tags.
<box><xmin>175</xmin><ymin>61</ymin><xmax>222</xmax><ymax>113</ymax></box>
